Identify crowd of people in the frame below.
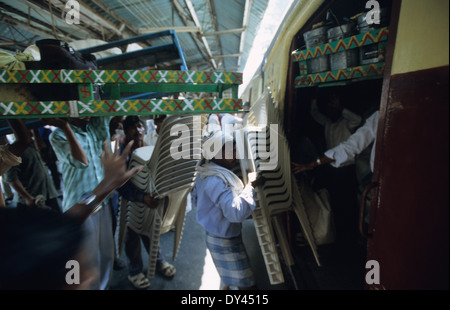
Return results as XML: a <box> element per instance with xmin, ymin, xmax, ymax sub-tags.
<box><xmin>0</xmin><ymin>118</ymin><xmax>144</xmax><ymax>289</ymax></box>
<box><xmin>0</xmin><ymin>49</ymin><xmax>380</xmax><ymax>291</ymax></box>
<box><xmin>0</xmin><ymin>87</ymin><xmax>380</xmax><ymax>289</ymax></box>
<box><xmin>0</xmin><ymin>105</ymin><xmax>261</xmax><ymax>290</ymax></box>
<box><xmin>1</xmin><ymin>42</ymin><xmax>269</xmax><ymax>290</ymax></box>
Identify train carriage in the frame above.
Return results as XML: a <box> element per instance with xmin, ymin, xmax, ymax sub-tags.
<box><xmin>240</xmin><ymin>0</ymin><xmax>448</xmax><ymax>290</ymax></box>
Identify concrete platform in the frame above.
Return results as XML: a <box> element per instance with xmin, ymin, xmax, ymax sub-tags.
<box><xmin>110</xmin><ymin>207</ymin><xmax>292</xmax><ymax>290</ymax></box>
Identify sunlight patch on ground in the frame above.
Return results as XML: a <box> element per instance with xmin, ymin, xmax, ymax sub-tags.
<box><xmin>199</xmin><ymin>248</ymin><xmax>221</xmax><ymax>290</ymax></box>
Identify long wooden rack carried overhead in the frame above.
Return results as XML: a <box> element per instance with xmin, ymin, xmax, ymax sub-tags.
<box><xmin>0</xmin><ymin>69</ymin><xmax>243</xmax><ymax>119</ymax></box>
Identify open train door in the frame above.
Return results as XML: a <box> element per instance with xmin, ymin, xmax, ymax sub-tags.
<box><xmin>364</xmin><ymin>0</ymin><xmax>449</xmax><ymax>290</ymax></box>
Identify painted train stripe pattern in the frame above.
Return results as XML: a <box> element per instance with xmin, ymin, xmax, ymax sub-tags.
<box><xmin>291</xmin><ymin>27</ymin><xmax>389</xmax><ymax>62</ymax></box>
<box><xmin>295</xmin><ymin>63</ymin><xmax>385</xmax><ymax>87</ymax></box>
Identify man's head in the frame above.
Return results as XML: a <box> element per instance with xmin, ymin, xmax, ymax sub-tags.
<box><xmin>318</xmin><ymin>89</ymin><xmax>343</xmax><ymax>122</ymax></box>
<box><xmin>243</xmin><ymin>101</ymin><xmax>250</xmax><ymax>112</ymax></box>
<box><xmin>154</xmin><ymin>115</ymin><xmax>167</xmax><ymax>134</ymax></box>
<box><xmin>68</xmin><ymin>116</ymin><xmax>92</xmax><ymax>130</ymax></box>
<box><xmin>204</xmin><ymin>131</ymin><xmax>237</xmax><ymax>170</ymax></box>
<box><xmin>109</xmin><ymin>116</ymin><xmax>125</xmax><ymax>137</ymax></box>
<box><xmin>327</xmin><ymin>91</ymin><xmax>342</xmax><ymax>109</ymax></box>
<box><xmin>123</xmin><ymin>115</ymin><xmax>145</xmax><ymax>142</ymax></box>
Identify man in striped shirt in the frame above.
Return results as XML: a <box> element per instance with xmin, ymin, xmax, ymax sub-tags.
<box><xmin>49</xmin><ymin>116</ymin><xmax>114</xmax><ymax>290</ymax></box>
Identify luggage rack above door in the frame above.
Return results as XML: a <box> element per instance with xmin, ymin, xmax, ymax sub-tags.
<box><xmin>291</xmin><ymin>27</ymin><xmax>389</xmax><ymax>88</ymax></box>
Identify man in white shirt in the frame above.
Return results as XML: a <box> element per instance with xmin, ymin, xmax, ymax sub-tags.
<box><xmin>292</xmin><ymin>110</ymin><xmax>379</xmax><ymax>240</ymax></box>
<box><xmin>292</xmin><ymin>111</ymin><xmax>379</xmax><ymax>174</ymax></box>
<box><xmin>192</xmin><ymin>131</ymin><xmax>263</xmax><ymax>289</ymax></box>
<box><xmin>310</xmin><ymin>92</ymin><xmax>362</xmax><ymax>150</ymax></box>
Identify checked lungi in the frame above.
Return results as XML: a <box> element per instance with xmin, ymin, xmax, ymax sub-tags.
<box><xmin>205</xmin><ymin>231</ymin><xmax>255</xmax><ymax>288</ymax></box>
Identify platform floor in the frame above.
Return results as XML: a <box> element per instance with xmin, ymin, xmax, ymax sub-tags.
<box><xmin>110</xmin><ymin>207</ymin><xmax>291</xmax><ymax>290</ymax></box>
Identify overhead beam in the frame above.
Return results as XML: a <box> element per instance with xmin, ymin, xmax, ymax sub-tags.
<box><xmin>139</xmin><ymin>26</ymin><xmax>201</xmax><ymax>34</ymax></box>
<box><xmin>215</xmin><ymin>67</ymin><xmax>240</xmax><ymax>72</ymax></box>
<box><xmin>172</xmin><ymin>0</ymin><xmax>217</xmax><ymax>70</ymax></box>
<box><xmin>0</xmin><ymin>35</ymin><xmax>29</xmax><ymax>51</ymax></box>
<box><xmin>206</xmin><ymin>0</ymin><xmax>224</xmax><ymax>70</ymax></box>
<box><xmin>0</xmin><ymin>14</ymin><xmax>69</xmax><ymax>41</ymax></box>
<box><xmin>210</xmin><ymin>53</ymin><xmax>242</xmax><ymax>59</ymax></box>
<box><xmin>77</xmin><ymin>0</ymin><xmax>122</xmax><ymax>36</ymax></box>
<box><xmin>14</xmin><ymin>0</ymin><xmax>100</xmax><ymax>41</ymax></box>
<box><xmin>185</xmin><ymin>0</ymin><xmax>217</xmax><ymax>70</ymax></box>
<box><xmin>0</xmin><ymin>2</ymin><xmax>81</xmax><ymax>41</ymax></box>
<box><xmin>238</xmin><ymin>0</ymin><xmax>253</xmax><ymax>69</ymax></box>
<box><xmin>57</xmin><ymin>0</ymin><xmax>124</xmax><ymax>37</ymax></box>
<box><xmin>13</xmin><ymin>0</ymin><xmax>131</xmax><ymax>42</ymax></box>
<box><xmin>202</xmin><ymin>28</ymin><xmax>246</xmax><ymax>37</ymax></box>
<box><xmin>90</xmin><ymin>0</ymin><xmax>140</xmax><ymax>37</ymax></box>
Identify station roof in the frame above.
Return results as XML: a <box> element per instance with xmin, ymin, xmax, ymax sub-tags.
<box><xmin>0</xmin><ymin>0</ymin><xmax>269</xmax><ymax>72</ymax></box>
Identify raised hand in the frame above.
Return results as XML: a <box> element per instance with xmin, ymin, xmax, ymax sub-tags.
<box><xmin>100</xmin><ymin>138</ymin><xmax>143</xmax><ymax>192</ymax></box>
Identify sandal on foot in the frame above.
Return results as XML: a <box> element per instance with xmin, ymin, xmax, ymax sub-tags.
<box><xmin>158</xmin><ymin>262</ymin><xmax>176</xmax><ymax>278</ymax></box>
<box><xmin>128</xmin><ymin>273</ymin><xmax>150</xmax><ymax>289</ymax></box>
